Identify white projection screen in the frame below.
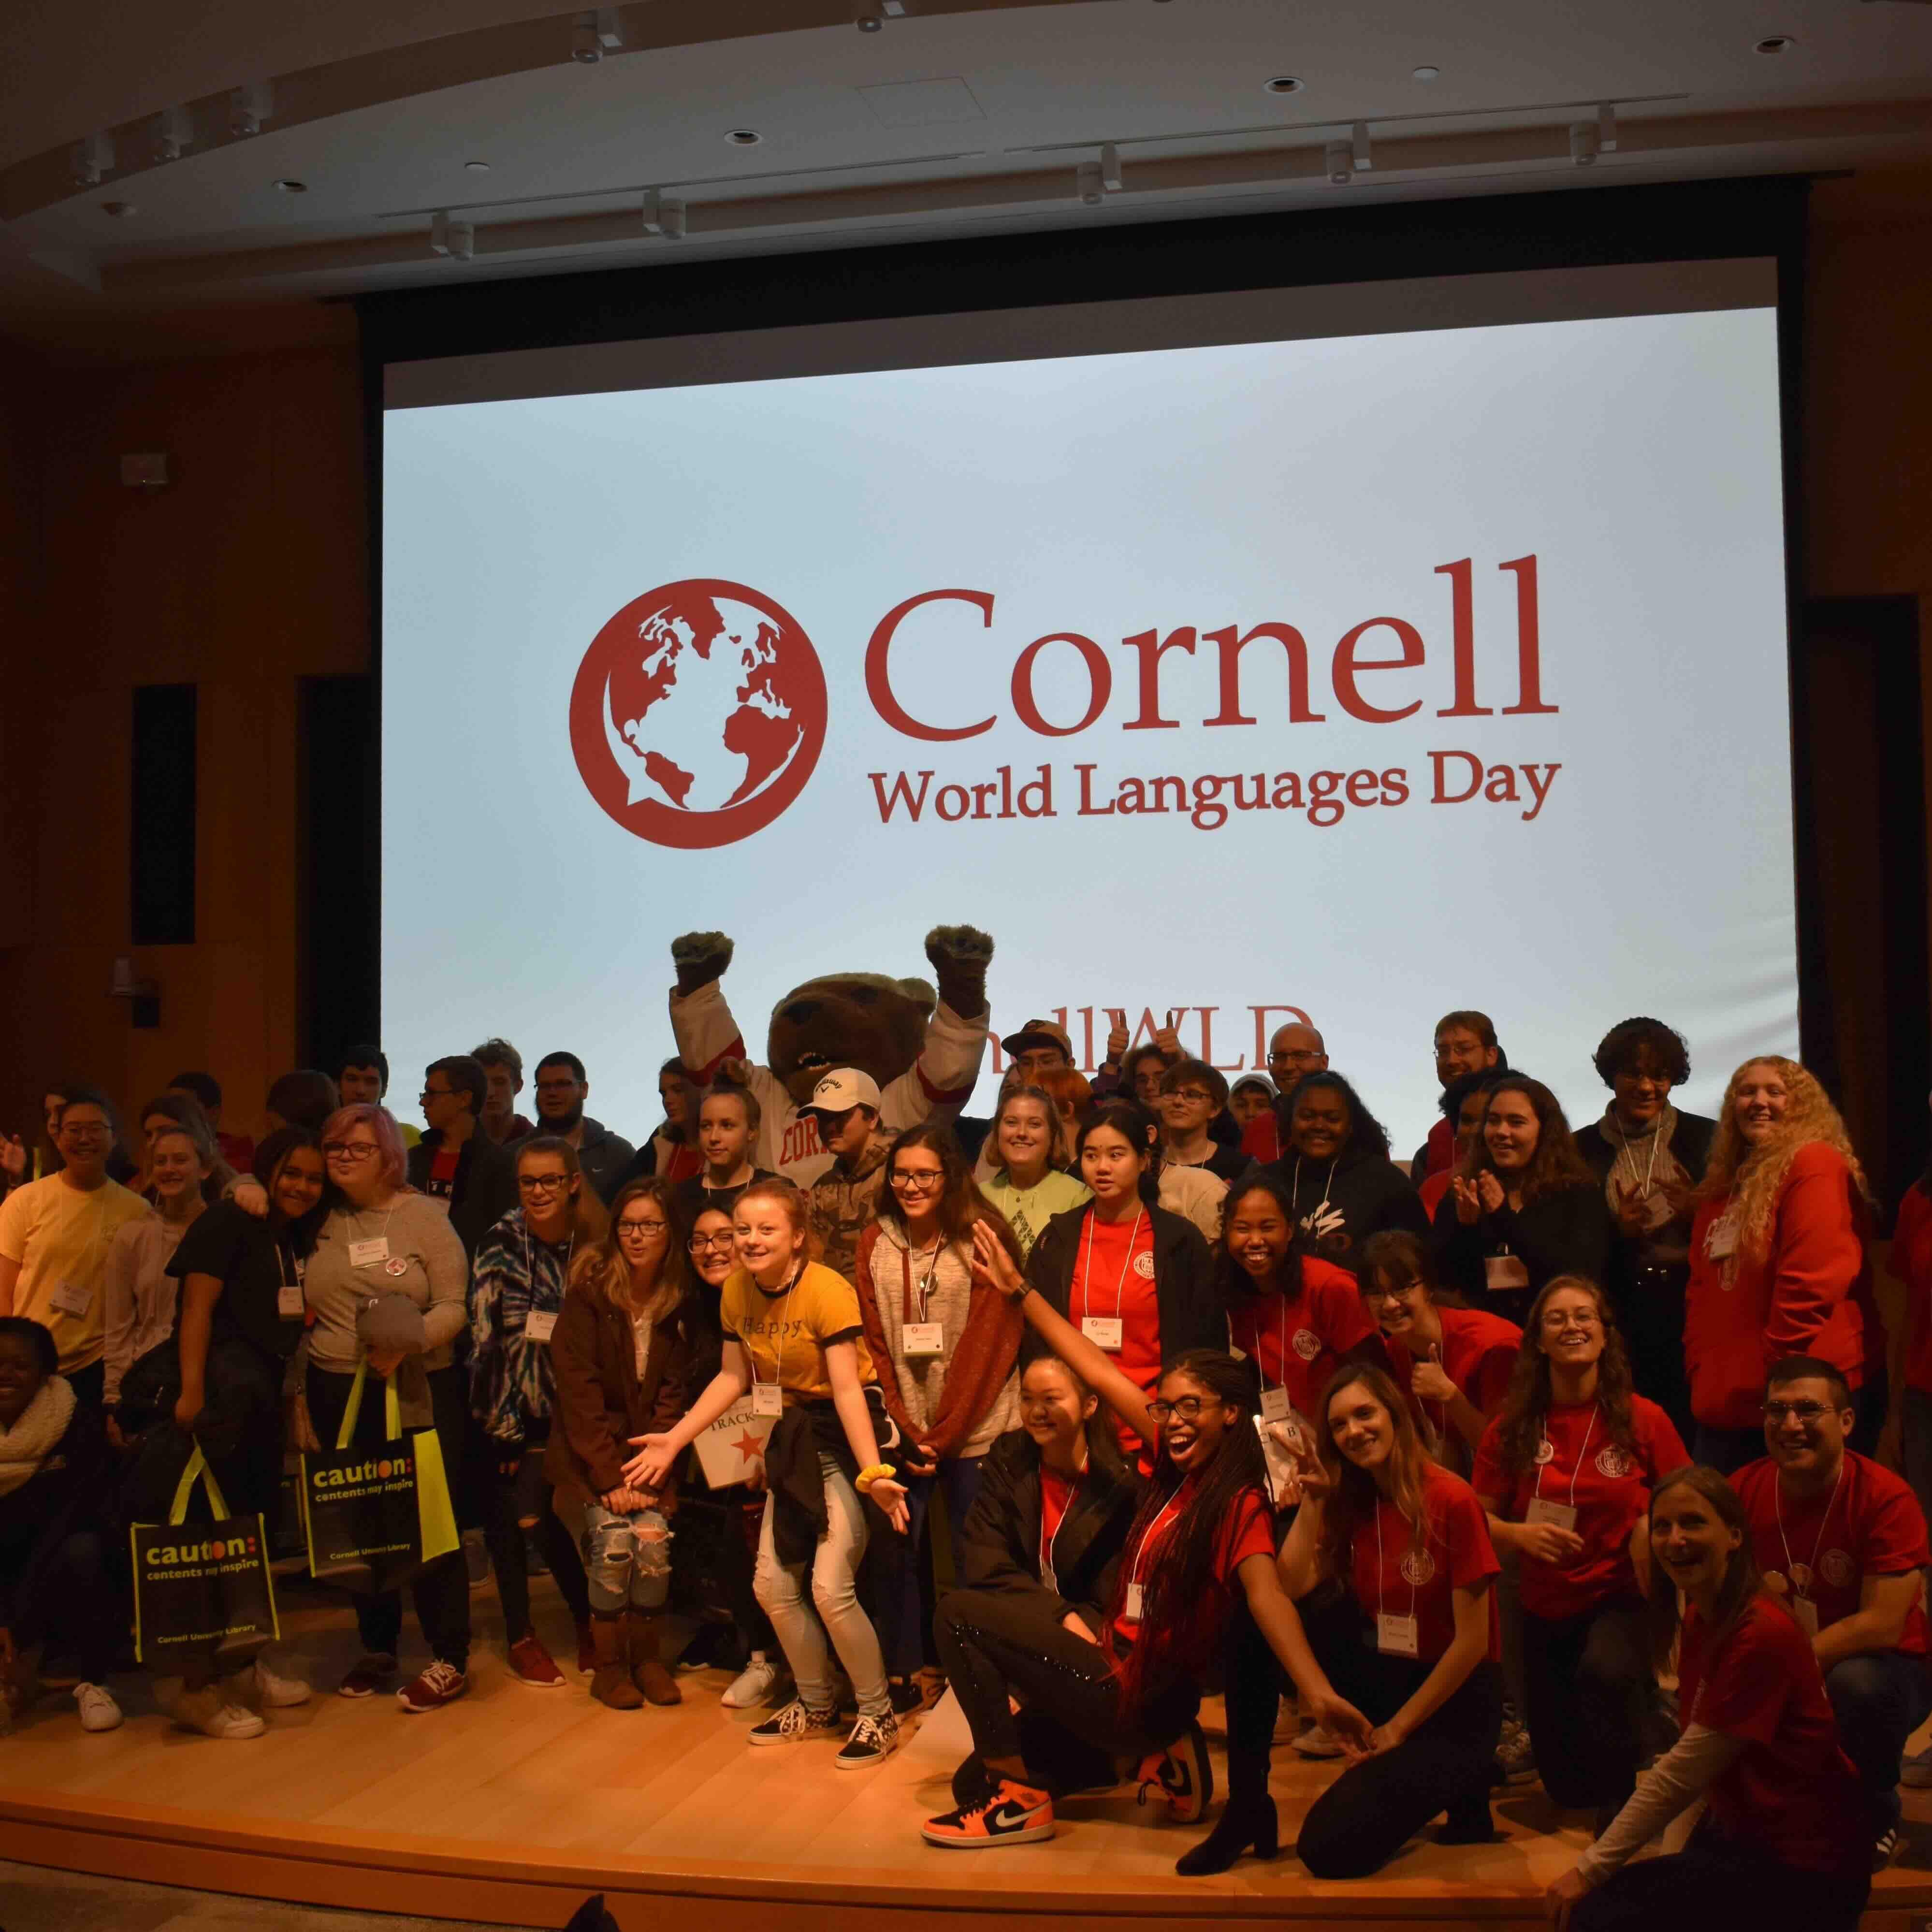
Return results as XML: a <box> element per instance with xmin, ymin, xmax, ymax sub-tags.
<box><xmin>379</xmin><ymin>257</ymin><xmax>1799</xmax><ymax>1159</ymax></box>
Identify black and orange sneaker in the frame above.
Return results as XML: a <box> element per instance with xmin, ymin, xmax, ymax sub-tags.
<box><xmin>1137</xmin><ymin>1721</ymin><xmax>1212</xmax><ymax>1825</ymax></box>
<box><xmin>922</xmin><ymin>1776</ymin><xmax>1055</xmax><ymax>1849</ymax></box>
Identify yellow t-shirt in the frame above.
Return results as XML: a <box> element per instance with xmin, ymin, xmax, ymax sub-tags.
<box><xmin>719</xmin><ymin>1260</ymin><xmax>875</xmax><ymax>1400</ymax></box>
<box><xmin>0</xmin><ymin>1174</ymin><xmax>152</xmax><ymax>1372</ymax></box>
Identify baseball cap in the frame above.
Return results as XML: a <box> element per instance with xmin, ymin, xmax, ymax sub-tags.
<box><xmin>1000</xmin><ymin>1018</ymin><xmax>1074</xmax><ymax>1059</ymax></box>
<box><xmin>806</xmin><ymin>1068</ymin><xmax>882</xmax><ymax>1115</ymax></box>
<box><xmin>356</xmin><ymin>1290</ymin><xmax>425</xmax><ymax>1354</ymax></box>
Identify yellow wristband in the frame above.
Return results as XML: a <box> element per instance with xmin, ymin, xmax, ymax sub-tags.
<box><xmin>854</xmin><ymin>1463</ymin><xmax>895</xmax><ymax>1492</ymax></box>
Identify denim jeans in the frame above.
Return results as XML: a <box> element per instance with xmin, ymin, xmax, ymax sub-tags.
<box><xmin>1825</xmin><ymin>1646</ymin><xmax>1932</xmax><ymax>1833</ymax></box>
<box><xmin>573</xmin><ymin>1499</ymin><xmax>672</xmax><ymax>1613</ymax></box>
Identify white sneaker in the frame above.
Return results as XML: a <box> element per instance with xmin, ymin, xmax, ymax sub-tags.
<box><xmin>174</xmin><ymin>1685</ymin><xmax>266</xmax><ymax>1739</ymax></box>
<box><xmin>1290</xmin><ymin>1721</ymin><xmax>1346</xmax><ymax>1759</ymax></box>
<box><xmin>253</xmin><ymin>1655</ymin><xmax>311</xmax><ymax>1708</ymax></box>
<box><xmin>73</xmin><ymin>1682</ymin><xmax>123</xmax><ymax>1732</ymax></box>
<box><xmin>721</xmin><ymin>1651</ymin><xmax>788</xmax><ymax>1710</ymax></box>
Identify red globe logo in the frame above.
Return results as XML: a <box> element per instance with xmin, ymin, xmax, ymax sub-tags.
<box><xmin>569</xmin><ymin>579</ymin><xmax>828</xmax><ymax>849</ymax></box>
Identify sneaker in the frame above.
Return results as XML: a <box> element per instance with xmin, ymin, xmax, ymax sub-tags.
<box><xmin>749</xmin><ymin>1697</ymin><xmax>843</xmax><ymax>1746</ymax></box>
<box><xmin>73</xmin><ymin>1682</ymin><xmax>124</xmax><ymax>1733</ymax></box>
<box><xmin>835</xmin><ymin>1710</ymin><xmax>901</xmax><ymax>1770</ymax></box>
<box><xmin>1138</xmin><ymin>1722</ymin><xmax>1212</xmax><ymax>1824</ymax></box>
<box><xmin>1903</xmin><ymin>1745</ymin><xmax>1932</xmax><ymax>1789</ymax></box>
<box><xmin>1290</xmin><ymin>1721</ymin><xmax>1346</xmax><ymax>1759</ymax></box>
<box><xmin>337</xmin><ymin>1652</ymin><xmax>398</xmax><ymax>1699</ymax></box>
<box><xmin>923</xmin><ymin>1776</ymin><xmax>1055</xmax><ymax>1848</ymax></box>
<box><xmin>1495</xmin><ymin>1711</ymin><xmax>1538</xmax><ymax>1787</ymax></box>
<box><xmin>172</xmin><ymin>1685</ymin><xmax>263</xmax><ymax>1739</ymax></box>
<box><xmin>507</xmin><ymin>1634</ymin><xmax>565</xmax><ymax>1687</ymax></box>
<box><xmin>722</xmin><ymin>1651</ymin><xmax>788</xmax><ymax>1710</ymax></box>
<box><xmin>397</xmin><ymin>1660</ymin><xmax>469</xmax><ymax>1714</ymax></box>
<box><xmin>1874</xmin><ymin>1823</ymin><xmax>1901</xmax><ymax>1872</ymax></box>
<box><xmin>252</xmin><ymin>1655</ymin><xmax>311</xmax><ymax>1708</ymax></box>
<box><xmin>887</xmin><ymin>1675</ymin><xmax>927</xmax><ymax>1716</ymax></box>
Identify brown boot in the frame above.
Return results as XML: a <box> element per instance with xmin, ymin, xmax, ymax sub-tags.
<box><xmin>589</xmin><ymin>1611</ymin><xmax>641</xmax><ymax>1709</ymax></box>
<box><xmin>625</xmin><ymin>1611</ymin><xmax>682</xmax><ymax>1706</ymax></box>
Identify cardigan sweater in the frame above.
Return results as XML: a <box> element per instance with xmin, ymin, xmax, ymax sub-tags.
<box><xmin>544</xmin><ymin>1283</ymin><xmax>691</xmax><ymax>1513</ymax></box>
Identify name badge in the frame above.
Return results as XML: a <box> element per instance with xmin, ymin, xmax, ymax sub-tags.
<box><xmin>277</xmin><ymin>1284</ymin><xmax>305</xmax><ymax>1320</ymax></box>
<box><xmin>523</xmin><ymin>1309</ymin><xmax>557</xmax><ymax>1345</ymax></box>
<box><xmin>751</xmin><ymin>1382</ymin><xmax>784</xmax><ymax>1418</ymax></box>
<box><xmin>348</xmin><ymin>1237</ymin><xmax>390</xmax><ymax>1269</ymax></box>
<box><xmin>1082</xmin><ymin>1316</ymin><xmax>1124</xmax><ymax>1351</ymax></box>
<box><xmin>1259</xmin><ymin>1385</ymin><xmax>1292</xmax><ymax>1424</ymax></box>
<box><xmin>1790</xmin><ymin>1593</ymin><xmax>1819</xmax><ymax>1639</ymax></box>
<box><xmin>1041</xmin><ymin>1559</ymin><xmax>1058</xmax><ymax>1595</ymax></box>
<box><xmin>902</xmin><ymin>1321</ymin><xmax>944</xmax><ymax>1357</ymax></box>
<box><xmin>1377</xmin><ymin>1613</ymin><xmax>1420</xmax><ymax>1657</ymax></box>
<box><xmin>1484</xmin><ymin>1254</ymin><xmax>1530</xmax><ymax>1292</ymax></box>
<box><xmin>1256</xmin><ymin>1413</ymin><xmax>1298</xmax><ymax>1507</ymax></box>
<box><xmin>1124</xmin><ymin>1582</ymin><xmax>1145</xmax><ymax>1620</ymax></box>
<box><xmin>1525</xmin><ymin>1498</ymin><xmax>1578</xmax><ymax>1532</ymax></box>
<box><xmin>48</xmin><ymin>1279</ymin><xmax>93</xmax><ymax>1318</ymax></box>
<box><xmin>1706</xmin><ymin>1215</ymin><xmax>1739</xmax><ymax>1260</ymax></box>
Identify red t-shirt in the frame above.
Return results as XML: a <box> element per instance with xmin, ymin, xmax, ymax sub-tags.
<box><xmin>1472</xmin><ymin>1396</ymin><xmax>1687</xmax><ymax>1621</ymax></box>
<box><xmin>1382</xmin><ymin>1306</ymin><xmax>1521</xmax><ymax>1457</ymax></box>
<box><xmin>1897</xmin><ymin>1182</ymin><xmax>1932</xmax><ymax>1395</ymax></box>
<box><xmin>1111</xmin><ymin>1479</ymin><xmax>1275</xmax><ymax>1655</ymax></box>
<box><xmin>1070</xmin><ymin>1210</ymin><xmax>1161</xmax><ymax>1467</ymax></box>
<box><xmin>1417</xmin><ymin>1165</ymin><xmax>1455</xmax><ymax>1221</ymax></box>
<box><xmin>1679</xmin><ymin>1594</ymin><xmax>1867</xmax><ymax>1874</ymax></box>
<box><xmin>1240</xmin><ymin>1114</ymin><xmax>1282</xmax><ymax>1165</ymax></box>
<box><xmin>1733</xmin><ymin>1451</ymin><xmax>1930</xmax><ymax>1656</ymax></box>
<box><xmin>1227</xmin><ymin>1257</ymin><xmax>1376</xmax><ymax>1420</ymax></box>
<box><xmin>1039</xmin><ymin>1465</ymin><xmax>1075</xmax><ymax>1584</ymax></box>
<box><xmin>1346</xmin><ymin>1462</ymin><xmax>1500</xmax><ymax>1661</ymax></box>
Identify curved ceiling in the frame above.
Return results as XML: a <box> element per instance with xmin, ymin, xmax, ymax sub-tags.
<box><xmin>1</xmin><ymin>0</ymin><xmax>1929</xmax><ymax>316</ymax></box>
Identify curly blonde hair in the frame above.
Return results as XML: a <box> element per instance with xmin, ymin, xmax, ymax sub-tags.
<box><xmin>1699</xmin><ymin>1056</ymin><xmax>1871</xmax><ymax>1260</ymax></box>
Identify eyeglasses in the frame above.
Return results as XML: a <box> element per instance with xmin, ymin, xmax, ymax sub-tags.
<box><xmin>1539</xmin><ymin>1312</ymin><xmax>1601</xmax><ymax>1333</ymax></box>
<box><xmin>419</xmin><ymin>1086</ymin><xmax>455</xmax><ymax>1102</ymax></box>
<box><xmin>1146</xmin><ymin>1396</ymin><xmax>1213</xmax><ymax>1424</ymax></box>
<box><xmin>1164</xmin><ymin>1088</ymin><xmax>1214</xmax><ymax>1105</ymax></box>
<box><xmin>58</xmin><ymin>1122</ymin><xmax>108</xmax><ymax>1140</ymax></box>
<box><xmin>322</xmin><ymin>1141</ymin><xmax>379</xmax><ymax>1161</ymax></box>
<box><xmin>618</xmin><ymin>1218</ymin><xmax>669</xmax><ymax>1239</ymax></box>
<box><xmin>1763</xmin><ymin>1400</ymin><xmax>1837</xmax><ymax>1423</ymax></box>
<box><xmin>890</xmin><ymin>1170</ymin><xmax>945</xmax><ymax>1192</ymax></box>
<box><xmin>519</xmin><ymin>1174</ymin><xmax>571</xmax><ymax>1194</ymax></box>
<box><xmin>688</xmin><ymin>1231</ymin><xmax>736</xmax><ymax>1253</ymax></box>
<box><xmin>1359</xmin><ymin>1284</ymin><xmax>1414</xmax><ymax>1306</ymax></box>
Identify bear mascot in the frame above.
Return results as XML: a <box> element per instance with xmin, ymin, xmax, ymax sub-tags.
<box><xmin>667</xmin><ymin>925</ymin><xmax>994</xmax><ymax>1180</ymax></box>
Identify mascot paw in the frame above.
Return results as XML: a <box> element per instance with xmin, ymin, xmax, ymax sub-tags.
<box><xmin>671</xmin><ymin>931</ymin><xmax>735</xmax><ymax>994</ymax></box>
<box><xmin>924</xmin><ymin>924</ymin><xmax>994</xmax><ymax>1016</ymax></box>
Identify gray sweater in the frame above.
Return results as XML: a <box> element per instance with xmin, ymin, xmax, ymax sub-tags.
<box><xmin>304</xmin><ymin>1193</ymin><xmax>469</xmax><ymax>1374</ymax></box>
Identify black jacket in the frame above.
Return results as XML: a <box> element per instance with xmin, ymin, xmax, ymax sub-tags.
<box><xmin>1022</xmin><ymin>1201</ymin><xmax>1226</xmax><ymax>1361</ymax></box>
<box><xmin>956</xmin><ymin>1427</ymin><xmax>1143</xmax><ymax>1629</ymax></box>
<box><xmin>1266</xmin><ymin>1148</ymin><xmax>1430</xmax><ymax>1274</ymax></box>
<box><xmin>1430</xmin><ymin>1179</ymin><xmax>1613</xmax><ymax>1327</ymax></box>
<box><xmin>0</xmin><ymin>1394</ymin><xmax>113</xmax><ymax>1632</ymax></box>
<box><xmin>407</xmin><ymin>1128</ymin><xmax>519</xmax><ymax>1260</ymax></box>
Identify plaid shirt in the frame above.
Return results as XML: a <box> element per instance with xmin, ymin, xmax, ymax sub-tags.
<box><xmin>469</xmin><ymin>1207</ymin><xmax>573</xmax><ymax>1447</ymax></box>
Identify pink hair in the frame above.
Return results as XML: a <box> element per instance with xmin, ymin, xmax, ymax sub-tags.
<box><xmin>320</xmin><ymin>1104</ymin><xmax>409</xmax><ymax>1191</ymax></box>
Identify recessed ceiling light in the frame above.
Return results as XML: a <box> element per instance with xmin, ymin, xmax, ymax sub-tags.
<box><xmin>1264</xmin><ymin>75</ymin><xmax>1304</xmax><ymax>95</ymax></box>
<box><xmin>1412</xmin><ymin>65</ymin><xmax>1441</xmax><ymax>81</ymax></box>
<box><xmin>464</xmin><ymin>160</ymin><xmax>491</xmax><ymax>173</ymax></box>
<box><xmin>100</xmin><ymin>200</ymin><xmax>137</xmax><ymax>217</ymax></box>
<box><xmin>1755</xmin><ymin>34</ymin><xmax>1795</xmax><ymax>52</ymax></box>
<box><xmin>274</xmin><ymin>177</ymin><xmax>307</xmax><ymax>193</ymax></box>
<box><xmin>726</xmin><ymin>128</ymin><xmax>762</xmax><ymax>145</ymax></box>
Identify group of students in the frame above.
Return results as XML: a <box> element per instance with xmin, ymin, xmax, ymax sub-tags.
<box><xmin>0</xmin><ymin>999</ymin><xmax>1927</xmax><ymax>1928</ymax></box>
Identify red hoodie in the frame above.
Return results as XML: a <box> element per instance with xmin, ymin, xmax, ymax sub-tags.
<box><xmin>1684</xmin><ymin>1142</ymin><xmax>1870</xmax><ymax>1431</ymax></box>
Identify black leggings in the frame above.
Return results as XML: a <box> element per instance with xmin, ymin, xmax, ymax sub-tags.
<box><xmin>0</xmin><ymin>1523</ymin><xmax>117</xmax><ymax>1679</ymax></box>
<box><xmin>305</xmin><ymin>1364</ymin><xmax>471</xmax><ymax>1671</ymax></box>
<box><xmin>1283</xmin><ymin>1587</ymin><xmax>1502</xmax><ymax>1878</ymax></box>
<box><xmin>479</xmin><ymin>1438</ymin><xmax>591</xmax><ymax>1641</ymax></box>
<box><xmin>934</xmin><ymin>1585</ymin><xmax>1199</xmax><ymax>1776</ymax></box>
<box><xmin>1571</xmin><ymin>1829</ymin><xmax>1869</xmax><ymax>1932</ymax></box>
<box><xmin>1521</xmin><ymin>1597</ymin><xmax>1665</xmax><ymax>1810</ymax></box>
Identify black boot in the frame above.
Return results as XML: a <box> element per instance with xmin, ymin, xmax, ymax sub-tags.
<box><xmin>1176</xmin><ymin>1790</ymin><xmax>1279</xmax><ymax>1874</ymax></box>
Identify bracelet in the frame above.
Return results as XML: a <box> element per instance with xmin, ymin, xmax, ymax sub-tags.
<box><xmin>854</xmin><ymin>1463</ymin><xmax>896</xmax><ymax>1492</ymax></box>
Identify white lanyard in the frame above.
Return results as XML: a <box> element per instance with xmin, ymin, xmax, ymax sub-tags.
<box><xmin>1616</xmin><ymin>1118</ymin><xmax>1662</xmax><ymax>1198</ymax></box>
<box><xmin>1374</xmin><ymin>1502</ymin><xmax>1420</xmax><ymax>1625</ymax></box>
<box><xmin>1078</xmin><ymin>1207</ymin><xmax>1146</xmax><ymax>1324</ymax></box>
<box><xmin>1125</xmin><ymin>1485</ymin><xmax>1186</xmax><ymax>1613</ymax></box>
<box><xmin>1775</xmin><ymin>1462</ymin><xmax>1844</xmax><ymax>1597</ymax></box>
<box><xmin>906</xmin><ymin>1235</ymin><xmax>942</xmax><ymax>1322</ymax></box>
<box><xmin>1039</xmin><ymin>1450</ymin><xmax>1088</xmax><ymax>1588</ymax></box>
<box><xmin>750</xmin><ymin>1261</ymin><xmax>805</xmax><ymax>1405</ymax></box>
<box><xmin>1292</xmin><ymin>1155</ymin><xmax>1338</xmax><ymax>1227</ymax></box>
<box><xmin>349</xmin><ymin>1205</ymin><xmax>395</xmax><ymax>1247</ymax></box>
<box><xmin>1533</xmin><ymin>1406</ymin><xmax>1599</xmax><ymax>1509</ymax></box>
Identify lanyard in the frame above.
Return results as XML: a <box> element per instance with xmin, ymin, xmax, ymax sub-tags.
<box><xmin>1125</xmin><ymin>1484</ymin><xmax>1186</xmax><ymax>1608</ymax></box>
<box><xmin>1775</xmin><ymin>1462</ymin><xmax>1845</xmax><ymax>1597</ymax></box>
<box><xmin>1039</xmin><ymin>1450</ymin><xmax>1088</xmax><ymax>1584</ymax></box>
<box><xmin>901</xmin><ymin>1235</ymin><xmax>944</xmax><ymax>1323</ymax></box>
<box><xmin>1374</xmin><ymin>1500</ymin><xmax>1419</xmax><ymax>1624</ymax></box>
<box><xmin>750</xmin><ymin>1260</ymin><xmax>804</xmax><ymax>1402</ymax></box>
<box><xmin>1533</xmin><ymin>1406</ymin><xmax>1599</xmax><ymax>1508</ymax></box>
<box><xmin>349</xmin><ymin>1204</ymin><xmax>395</xmax><ymax>1249</ymax></box>
<box><xmin>522</xmin><ymin>1217</ymin><xmax>576</xmax><ymax>1310</ymax></box>
<box><xmin>1292</xmin><ymin>1155</ymin><xmax>1338</xmax><ymax>1229</ymax></box>
<box><xmin>1078</xmin><ymin>1207</ymin><xmax>1146</xmax><ymax>1324</ymax></box>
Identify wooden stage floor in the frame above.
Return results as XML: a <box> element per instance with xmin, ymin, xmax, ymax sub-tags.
<box><xmin>2</xmin><ymin>1583</ymin><xmax>1929</xmax><ymax>1931</ymax></box>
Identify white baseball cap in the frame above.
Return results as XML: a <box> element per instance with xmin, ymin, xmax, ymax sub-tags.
<box><xmin>807</xmin><ymin>1068</ymin><xmax>882</xmax><ymax>1114</ymax></box>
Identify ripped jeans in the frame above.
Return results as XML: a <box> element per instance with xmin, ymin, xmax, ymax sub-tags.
<box><xmin>574</xmin><ymin>1500</ymin><xmax>673</xmax><ymax>1613</ymax></box>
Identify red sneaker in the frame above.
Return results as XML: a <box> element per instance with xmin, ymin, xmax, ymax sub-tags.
<box><xmin>922</xmin><ymin>1777</ymin><xmax>1055</xmax><ymax>1849</ymax></box>
<box><xmin>397</xmin><ymin>1660</ymin><xmax>469</xmax><ymax>1713</ymax></box>
<box><xmin>508</xmin><ymin>1634</ymin><xmax>564</xmax><ymax>1687</ymax></box>
<box><xmin>337</xmin><ymin>1652</ymin><xmax>397</xmax><ymax>1699</ymax></box>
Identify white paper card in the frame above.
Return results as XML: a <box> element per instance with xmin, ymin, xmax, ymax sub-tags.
<box><xmin>1377</xmin><ymin>1613</ymin><xmax>1420</xmax><ymax>1657</ymax></box>
<box><xmin>1484</xmin><ymin>1254</ymin><xmax>1530</xmax><ymax>1292</ymax></box>
<box><xmin>1525</xmin><ymin>1498</ymin><xmax>1578</xmax><ymax>1531</ymax></box>
<box><xmin>523</xmin><ymin>1309</ymin><xmax>557</xmax><ymax>1344</ymax></box>
<box><xmin>751</xmin><ymin>1382</ymin><xmax>784</xmax><ymax>1417</ymax></box>
<box><xmin>277</xmin><ymin>1285</ymin><xmax>305</xmax><ymax>1320</ymax></box>
<box><xmin>901</xmin><ymin>1321</ymin><xmax>943</xmax><ymax>1357</ymax></box>
<box><xmin>1081</xmin><ymin>1316</ymin><xmax>1124</xmax><ymax>1351</ymax></box>
<box><xmin>1706</xmin><ymin>1216</ymin><xmax>1739</xmax><ymax>1259</ymax></box>
<box><xmin>348</xmin><ymin>1237</ymin><xmax>390</xmax><ymax>1269</ymax></box>
<box><xmin>1259</xmin><ymin>1384</ymin><xmax>1291</xmax><ymax>1423</ymax></box>
<box><xmin>48</xmin><ymin>1280</ymin><xmax>92</xmax><ymax>1318</ymax></box>
<box><xmin>1124</xmin><ymin>1581</ymin><xmax>1144</xmax><ymax>1619</ymax></box>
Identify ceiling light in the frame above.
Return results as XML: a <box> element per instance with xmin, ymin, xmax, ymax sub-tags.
<box><xmin>1100</xmin><ymin>143</ymin><xmax>1123</xmax><ymax>192</ymax></box>
<box><xmin>101</xmin><ymin>200</ymin><xmax>137</xmax><ymax>218</ymax></box>
<box><xmin>1412</xmin><ymin>65</ymin><xmax>1440</xmax><ymax>82</ymax></box>
<box><xmin>1264</xmin><ymin>75</ymin><xmax>1303</xmax><ymax>95</ymax></box>
<box><xmin>152</xmin><ymin>106</ymin><xmax>193</xmax><ymax>163</ymax></box>
<box><xmin>274</xmin><ymin>178</ymin><xmax>308</xmax><ymax>193</ymax></box>
<box><xmin>1076</xmin><ymin>160</ymin><xmax>1104</xmax><ymax>205</ymax></box>
<box><xmin>1324</xmin><ymin>139</ymin><xmax>1352</xmax><ymax>185</ymax></box>
<box><xmin>464</xmin><ymin>160</ymin><xmax>492</xmax><ymax>172</ymax></box>
<box><xmin>725</xmin><ymin>128</ymin><xmax>761</xmax><ymax>145</ymax></box>
<box><xmin>430</xmin><ymin>211</ymin><xmax>475</xmax><ymax>260</ymax></box>
<box><xmin>71</xmin><ymin>131</ymin><xmax>114</xmax><ymax>187</ymax></box>
<box><xmin>857</xmin><ymin>12</ymin><xmax>883</xmax><ymax>28</ymax></box>
<box><xmin>229</xmin><ymin>82</ymin><xmax>273</xmax><ymax>137</ymax></box>
<box><xmin>641</xmin><ymin>189</ymin><xmax>686</xmax><ymax>237</ymax></box>
<box><xmin>1755</xmin><ymin>34</ymin><xmax>1795</xmax><ymax>51</ymax></box>
<box><xmin>1569</xmin><ymin>120</ymin><xmax>1599</xmax><ymax>166</ymax></box>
